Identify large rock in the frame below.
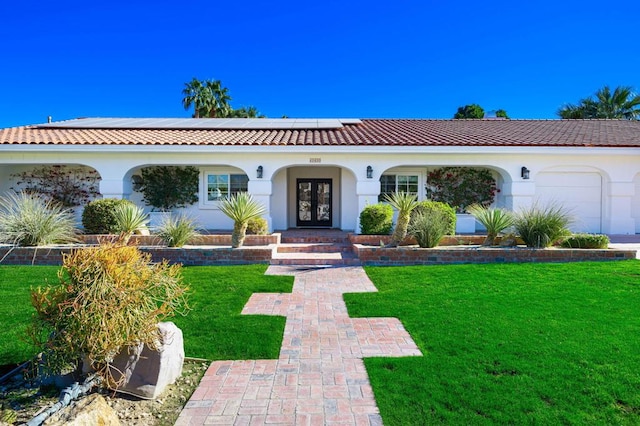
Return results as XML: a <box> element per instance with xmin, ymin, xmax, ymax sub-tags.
<box><xmin>109</xmin><ymin>322</ymin><xmax>184</xmax><ymax>399</ymax></box>
<box><xmin>43</xmin><ymin>393</ymin><xmax>121</xmax><ymax>426</ymax></box>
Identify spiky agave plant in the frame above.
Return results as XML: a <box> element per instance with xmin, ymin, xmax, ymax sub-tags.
<box><xmin>384</xmin><ymin>192</ymin><xmax>419</xmax><ymax>247</ymax></box>
<box><xmin>219</xmin><ymin>192</ymin><xmax>267</xmax><ymax>248</ymax></box>
<box><xmin>0</xmin><ymin>191</ymin><xmax>77</xmax><ymax>246</ymax></box>
<box><xmin>467</xmin><ymin>204</ymin><xmax>514</xmax><ymax>246</ymax></box>
<box><xmin>112</xmin><ymin>203</ymin><xmax>149</xmax><ymax>243</ymax></box>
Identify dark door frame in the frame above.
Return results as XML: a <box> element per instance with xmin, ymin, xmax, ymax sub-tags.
<box><xmin>296</xmin><ymin>178</ymin><xmax>332</xmax><ymax>227</ymax></box>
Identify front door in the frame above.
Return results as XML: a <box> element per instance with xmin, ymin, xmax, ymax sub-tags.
<box><xmin>296</xmin><ymin>179</ymin><xmax>332</xmax><ymax>227</ymax></box>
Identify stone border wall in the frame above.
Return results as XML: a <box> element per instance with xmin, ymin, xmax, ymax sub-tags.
<box><xmin>78</xmin><ymin>234</ymin><xmax>280</xmax><ymax>246</ymax></box>
<box><xmin>353</xmin><ymin>244</ymin><xmax>637</xmax><ymax>266</ymax></box>
<box><xmin>0</xmin><ymin>245</ymin><xmax>276</xmax><ymax>266</ymax></box>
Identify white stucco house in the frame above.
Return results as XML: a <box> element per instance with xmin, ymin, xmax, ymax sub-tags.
<box><xmin>1</xmin><ymin>117</ymin><xmax>639</xmax><ymax>234</ymax></box>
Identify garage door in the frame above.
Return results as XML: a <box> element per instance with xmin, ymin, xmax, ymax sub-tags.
<box><xmin>535</xmin><ymin>172</ymin><xmax>602</xmax><ymax>233</ymax></box>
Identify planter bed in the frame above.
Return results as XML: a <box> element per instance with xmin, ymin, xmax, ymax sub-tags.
<box><xmin>78</xmin><ymin>234</ymin><xmax>280</xmax><ymax>246</ymax></box>
<box><xmin>353</xmin><ymin>244</ymin><xmax>636</xmax><ymax>266</ymax></box>
<box><xmin>0</xmin><ymin>244</ymin><xmax>276</xmax><ymax>266</ymax></box>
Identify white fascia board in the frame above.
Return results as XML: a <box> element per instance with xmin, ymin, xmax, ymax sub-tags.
<box><xmin>1</xmin><ymin>144</ymin><xmax>638</xmax><ymax>157</ymax></box>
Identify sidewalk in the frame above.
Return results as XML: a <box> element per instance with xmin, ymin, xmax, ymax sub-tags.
<box><xmin>175</xmin><ymin>265</ymin><xmax>422</xmax><ymax>425</ymax></box>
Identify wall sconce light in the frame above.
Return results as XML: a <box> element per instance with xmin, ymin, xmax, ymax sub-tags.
<box><xmin>131</xmin><ymin>174</ymin><xmax>143</xmax><ymax>191</ymax></box>
<box><xmin>366</xmin><ymin>165</ymin><xmax>373</xmax><ymax>179</ymax></box>
<box><xmin>521</xmin><ymin>167</ymin><xmax>530</xmax><ymax>180</ymax></box>
<box><xmin>257</xmin><ymin>165</ymin><xmax>263</xmax><ymax>179</ymax></box>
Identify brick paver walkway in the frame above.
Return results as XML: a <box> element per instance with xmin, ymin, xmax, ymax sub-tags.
<box><xmin>176</xmin><ymin>265</ymin><xmax>422</xmax><ymax>425</ymax></box>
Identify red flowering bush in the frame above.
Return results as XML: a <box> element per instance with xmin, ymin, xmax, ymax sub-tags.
<box><xmin>426</xmin><ymin>167</ymin><xmax>498</xmax><ymax>213</ymax></box>
<box><xmin>11</xmin><ymin>165</ymin><xmax>100</xmax><ymax>209</ymax></box>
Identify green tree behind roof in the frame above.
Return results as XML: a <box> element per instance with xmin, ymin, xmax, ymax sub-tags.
<box><xmin>557</xmin><ymin>85</ymin><xmax>640</xmax><ymax>119</ymax></box>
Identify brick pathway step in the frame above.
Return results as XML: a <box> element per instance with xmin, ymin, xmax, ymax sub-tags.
<box><xmin>273</xmin><ymin>230</ymin><xmax>359</xmax><ymax>266</ymax></box>
<box><xmin>176</xmin><ymin>266</ymin><xmax>422</xmax><ymax>425</ymax></box>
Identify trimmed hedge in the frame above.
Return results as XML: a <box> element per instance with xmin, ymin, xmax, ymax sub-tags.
<box><xmin>412</xmin><ymin>201</ymin><xmax>456</xmax><ymax>235</ymax></box>
<box><xmin>360</xmin><ymin>203</ymin><xmax>393</xmax><ymax>235</ymax></box>
<box><xmin>82</xmin><ymin>198</ymin><xmax>136</xmax><ymax>234</ymax></box>
<box><xmin>560</xmin><ymin>233</ymin><xmax>610</xmax><ymax>249</ymax></box>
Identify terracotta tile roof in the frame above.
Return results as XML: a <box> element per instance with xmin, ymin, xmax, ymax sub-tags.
<box><xmin>1</xmin><ymin>118</ymin><xmax>639</xmax><ymax>148</ymax></box>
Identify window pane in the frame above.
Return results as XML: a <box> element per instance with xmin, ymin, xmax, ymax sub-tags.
<box><xmin>230</xmin><ymin>174</ymin><xmax>249</xmax><ymax>195</ymax></box>
<box><xmin>207</xmin><ymin>174</ymin><xmax>229</xmax><ymax>201</ymax></box>
<box><xmin>379</xmin><ymin>175</ymin><xmax>396</xmax><ymax>202</ymax></box>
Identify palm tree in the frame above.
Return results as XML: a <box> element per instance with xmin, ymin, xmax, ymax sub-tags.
<box><xmin>384</xmin><ymin>192</ymin><xmax>419</xmax><ymax>247</ymax></box>
<box><xmin>182</xmin><ymin>78</ymin><xmax>233</xmax><ymax>118</ymax></box>
<box><xmin>219</xmin><ymin>192</ymin><xmax>266</xmax><ymax>248</ymax></box>
<box><xmin>557</xmin><ymin>85</ymin><xmax>640</xmax><ymax>119</ymax></box>
<box><xmin>182</xmin><ymin>78</ymin><xmax>211</xmax><ymax>118</ymax></box>
<box><xmin>203</xmin><ymin>79</ymin><xmax>232</xmax><ymax>118</ymax></box>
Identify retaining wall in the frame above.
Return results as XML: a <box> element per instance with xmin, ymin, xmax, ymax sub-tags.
<box><xmin>353</xmin><ymin>244</ymin><xmax>637</xmax><ymax>266</ymax></box>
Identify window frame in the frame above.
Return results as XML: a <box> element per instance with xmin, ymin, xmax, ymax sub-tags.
<box><xmin>378</xmin><ymin>171</ymin><xmax>422</xmax><ymax>203</ymax></box>
<box><xmin>200</xmin><ymin>168</ymin><xmax>249</xmax><ymax>208</ymax></box>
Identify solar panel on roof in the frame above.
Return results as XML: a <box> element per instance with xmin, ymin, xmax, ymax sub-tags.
<box><xmin>36</xmin><ymin>117</ymin><xmax>362</xmax><ymax>130</ymax></box>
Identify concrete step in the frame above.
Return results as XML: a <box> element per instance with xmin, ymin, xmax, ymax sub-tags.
<box><xmin>276</xmin><ymin>243</ymin><xmax>353</xmax><ymax>254</ymax></box>
<box><xmin>270</xmin><ymin>256</ymin><xmax>361</xmax><ymax>266</ymax></box>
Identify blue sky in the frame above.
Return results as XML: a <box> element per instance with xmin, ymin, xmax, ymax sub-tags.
<box><xmin>1</xmin><ymin>1</ymin><xmax>638</xmax><ymax>128</ymax></box>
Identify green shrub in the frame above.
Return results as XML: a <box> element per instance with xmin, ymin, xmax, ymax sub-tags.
<box><xmin>29</xmin><ymin>242</ymin><xmax>189</xmax><ymax>385</ymax></box>
<box><xmin>138</xmin><ymin>166</ymin><xmax>199</xmax><ymax>211</ymax></box>
<box><xmin>408</xmin><ymin>209</ymin><xmax>450</xmax><ymax>248</ymax></box>
<box><xmin>426</xmin><ymin>167</ymin><xmax>498</xmax><ymax>213</ymax></box>
<box><xmin>0</xmin><ymin>191</ymin><xmax>77</xmax><ymax>246</ymax></box>
<box><xmin>514</xmin><ymin>203</ymin><xmax>573</xmax><ymax>248</ymax></box>
<box><xmin>359</xmin><ymin>203</ymin><xmax>393</xmax><ymax>235</ymax></box>
<box><xmin>560</xmin><ymin>233</ymin><xmax>609</xmax><ymax>249</ymax></box>
<box><xmin>413</xmin><ymin>201</ymin><xmax>456</xmax><ymax>235</ymax></box>
<box><xmin>82</xmin><ymin>198</ymin><xmax>136</xmax><ymax>234</ymax></box>
<box><xmin>467</xmin><ymin>204</ymin><xmax>514</xmax><ymax>245</ymax></box>
<box><xmin>157</xmin><ymin>214</ymin><xmax>199</xmax><ymax>247</ymax></box>
<box><xmin>247</xmin><ymin>217</ymin><xmax>268</xmax><ymax>235</ymax></box>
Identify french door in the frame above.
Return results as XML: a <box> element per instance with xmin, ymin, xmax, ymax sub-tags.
<box><xmin>296</xmin><ymin>179</ymin><xmax>332</xmax><ymax>227</ymax></box>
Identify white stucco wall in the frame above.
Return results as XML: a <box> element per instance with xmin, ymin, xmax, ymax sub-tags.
<box><xmin>1</xmin><ymin>145</ymin><xmax>639</xmax><ymax>234</ymax></box>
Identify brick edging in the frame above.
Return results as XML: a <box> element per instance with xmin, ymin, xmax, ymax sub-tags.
<box><xmin>352</xmin><ymin>244</ymin><xmax>636</xmax><ymax>265</ymax></box>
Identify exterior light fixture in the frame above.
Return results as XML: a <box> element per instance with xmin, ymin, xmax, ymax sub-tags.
<box><xmin>521</xmin><ymin>167</ymin><xmax>530</xmax><ymax>180</ymax></box>
<box><xmin>131</xmin><ymin>174</ymin><xmax>143</xmax><ymax>191</ymax></box>
<box><xmin>366</xmin><ymin>165</ymin><xmax>373</xmax><ymax>179</ymax></box>
<box><xmin>257</xmin><ymin>165</ymin><xmax>263</xmax><ymax>179</ymax></box>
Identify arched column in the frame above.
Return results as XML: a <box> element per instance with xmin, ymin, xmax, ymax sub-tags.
<box><xmin>248</xmin><ymin>179</ymin><xmax>274</xmax><ymax>232</ymax></box>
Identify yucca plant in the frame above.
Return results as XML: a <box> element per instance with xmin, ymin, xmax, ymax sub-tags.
<box><xmin>384</xmin><ymin>192</ymin><xmax>419</xmax><ymax>247</ymax></box>
<box><xmin>219</xmin><ymin>192</ymin><xmax>267</xmax><ymax>248</ymax></box>
<box><xmin>467</xmin><ymin>204</ymin><xmax>515</xmax><ymax>246</ymax></box>
<box><xmin>514</xmin><ymin>203</ymin><xmax>573</xmax><ymax>248</ymax></box>
<box><xmin>0</xmin><ymin>191</ymin><xmax>77</xmax><ymax>246</ymax></box>
<box><xmin>112</xmin><ymin>203</ymin><xmax>149</xmax><ymax>243</ymax></box>
<box><xmin>156</xmin><ymin>214</ymin><xmax>199</xmax><ymax>247</ymax></box>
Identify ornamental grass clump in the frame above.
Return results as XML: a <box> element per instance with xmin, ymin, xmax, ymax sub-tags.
<box><xmin>384</xmin><ymin>192</ymin><xmax>419</xmax><ymax>247</ymax></box>
<box><xmin>29</xmin><ymin>242</ymin><xmax>189</xmax><ymax>386</ymax></box>
<box><xmin>412</xmin><ymin>201</ymin><xmax>456</xmax><ymax>235</ymax></box>
<box><xmin>513</xmin><ymin>203</ymin><xmax>573</xmax><ymax>248</ymax></box>
<box><xmin>0</xmin><ymin>191</ymin><xmax>77</xmax><ymax>246</ymax></box>
<box><xmin>467</xmin><ymin>204</ymin><xmax>514</xmax><ymax>246</ymax></box>
<box><xmin>219</xmin><ymin>192</ymin><xmax>266</xmax><ymax>248</ymax></box>
<box><xmin>407</xmin><ymin>209</ymin><xmax>450</xmax><ymax>248</ymax></box>
<box><xmin>157</xmin><ymin>214</ymin><xmax>199</xmax><ymax>247</ymax></box>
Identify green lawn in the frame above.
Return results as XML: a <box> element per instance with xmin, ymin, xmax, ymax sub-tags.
<box><xmin>344</xmin><ymin>261</ymin><xmax>640</xmax><ymax>425</ymax></box>
<box><xmin>0</xmin><ymin>264</ymin><xmax>293</xmax><ymax>366</ymax></box>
